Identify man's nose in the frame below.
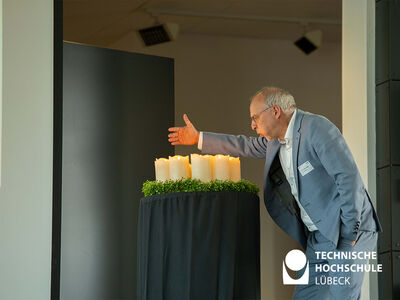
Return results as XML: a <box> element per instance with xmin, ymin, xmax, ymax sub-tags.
<box><xmin>251</xmin><ymin>120</ymin><xmax>257</xmax><ymax>130</ymax></box>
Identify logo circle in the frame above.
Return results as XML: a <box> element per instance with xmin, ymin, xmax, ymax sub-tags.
<box><xmin>285</xmin><ymin>249</ymin><xmax>307</xmax><ymax>271</ymax></box>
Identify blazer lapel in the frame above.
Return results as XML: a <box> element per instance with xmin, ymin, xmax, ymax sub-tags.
<box><xmin>292</xmin><ymin>109</ymin><xmax>305</xmax><ymax>197</ymax></box>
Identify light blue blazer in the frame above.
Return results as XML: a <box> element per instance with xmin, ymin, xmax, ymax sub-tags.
<box><xmin>201</xmin><ymin>109</ymin><xmax>382</xmax><ymax>249</ymax></box>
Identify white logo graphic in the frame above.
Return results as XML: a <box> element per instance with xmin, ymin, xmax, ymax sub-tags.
<box><xmin>283</xmin><ymin>249</ymin><xmax>309</xmax><ymax>285</ymax></box>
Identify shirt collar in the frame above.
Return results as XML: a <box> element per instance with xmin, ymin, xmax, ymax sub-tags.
<box><xmin>279</xmin><ymin>109</ymin><xmax>297</xmax><ymax>147</ymax></box>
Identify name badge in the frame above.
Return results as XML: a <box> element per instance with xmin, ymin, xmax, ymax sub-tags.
<box><xmin>298</xmin><ymin>161</ymin><xmax>314</xmax><ymax>176</ymax></box>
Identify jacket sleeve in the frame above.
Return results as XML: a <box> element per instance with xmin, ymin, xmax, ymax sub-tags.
<box><xmin>201</xmin><ymin>132</ymin><xmax>268</xmax><ymax>158</ymax></box>
<box><xmin>310</xmin><ymin>116</ymin><xmax>364</xmax><ymax>242</ymax></box>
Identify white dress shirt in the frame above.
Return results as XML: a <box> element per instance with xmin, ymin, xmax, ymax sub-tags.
<box><xmin>197</xmin><ymin>109</ymin><xmax>318</xmax><ymax>231</ymax></box>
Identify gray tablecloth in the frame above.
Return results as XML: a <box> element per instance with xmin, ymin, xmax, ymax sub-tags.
<box><xmin>137</xmin><ymin>191</ymin><xmax>260</xmax><ymax>300</ymax></box>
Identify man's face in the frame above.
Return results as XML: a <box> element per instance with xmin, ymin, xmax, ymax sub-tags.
<box><xmin>249</xmin><ymin>95</ymin><xmax>278</xmax><ymax>141</ymax></box>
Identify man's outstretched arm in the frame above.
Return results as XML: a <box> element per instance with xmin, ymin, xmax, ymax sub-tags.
<box><xmin>200</xmin><ymin>132</ymin><xmax>267</xmax><ymax>158</ymax></box>
<box><xmin>168</xmin><ymin>114</ymin><xmax>268</xmax><ymax>158</ymax></box>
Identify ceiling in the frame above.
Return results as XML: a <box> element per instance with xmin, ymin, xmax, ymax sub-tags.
<box><xmin>63</xmin><ymin>0</ymin><xmax>342</xmax><ymax>47</ymax></box>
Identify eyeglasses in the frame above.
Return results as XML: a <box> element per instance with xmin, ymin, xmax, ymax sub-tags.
<box><xmin>251</xmin><ymin>106</ymin><xmax>273</xmax><ymax>123</ymax></box>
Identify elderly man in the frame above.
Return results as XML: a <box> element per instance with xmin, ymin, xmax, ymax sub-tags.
<box><xmin>168</xmin><ymin>87</ymin><xmax>381</xmax><ymax>300</ymax></box>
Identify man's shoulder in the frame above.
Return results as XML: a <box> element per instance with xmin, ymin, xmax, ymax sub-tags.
<box><xmin>297</xmin><ymin>109</ymin><xmax>334</xmax><ymax>129</ymax></box>
<box><xmin>297</xmin><ymin>110</ymin><xmax>342</xmax><ymax>147</ymax></box>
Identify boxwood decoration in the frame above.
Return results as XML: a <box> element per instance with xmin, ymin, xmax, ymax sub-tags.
<box><xmin>142</xmin><ymin>178</ymin><xmax>259</xmax><ymax>197</ymax></box>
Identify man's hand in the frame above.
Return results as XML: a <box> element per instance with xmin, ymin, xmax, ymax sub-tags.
<box><xmin>168</xmin><ymin>114</ymin><xmax>199</xmax><ymax>145</ymax></box>
<box><xmin>351</xmin><ymin>240</ymin><xmax>356</xmax><ymax>246</ymax></box>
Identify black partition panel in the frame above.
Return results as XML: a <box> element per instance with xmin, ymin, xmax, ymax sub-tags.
<box><xmin>376</xmin><ymin>1</ymin><xmax>400</xmax><ymax>299</ymax></box>
<box><xmin>60</xmin><ymin>42</ymin><xmax>174</xmax><ymax>300</ymax></box>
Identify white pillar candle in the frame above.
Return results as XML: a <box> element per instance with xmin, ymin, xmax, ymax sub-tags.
<box><xmin>213</xmin><ymin>154</ymin><xmax>230</xmax><ymax>180</ymax></box>
<box><xmin>191</xmin><ymin>154</ymin><xmax>212</xmax><ymax>182</ymax></box>
<box><xmin>205</xmin><ymin>155</ymin><xmax>215</xmax><ymax>180</ymax></box>
<box><xmin>169</xmin><ymin>155</ymin><xmax>190</xmax><ymax>180</ymax></box>
<box><xmin>154</xmin><ymin>158</ymin><xmax>169</xmax><ymax>182</ymax></box>
<box><xmin>229</xmin><ymin>157</ymin><xmax>241</xmax><ymax>182</ymax></box>
<box><xmin>187</xmin><ymin>163</ymin><xmax>192</xmax><ymax>178</ymax></box>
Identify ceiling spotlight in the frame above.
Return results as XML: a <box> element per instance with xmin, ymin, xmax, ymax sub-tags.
<box><xmin>294</xmin><ymin>30</ymin><xmax>323</xmax><ymax>55</ymax></box>
<box><xmin>138</xmin><ymin>23</ymin><xmax>179</xmax><ymax>47</ymax></box>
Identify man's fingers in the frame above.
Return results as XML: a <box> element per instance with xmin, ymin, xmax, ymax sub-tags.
<box><xmin>168</xmin><ymin>132</ymin><xmax>178</xmax><ymax>138</ymax></box>
<box><xmin>168</xmin><ymin>127</ymin><xmax>183</xmax><ymax>132</ymax></box>
<box><xmin>168</xmin><ymin>137</ymin><xmax>179</xmax><ymax>143</ymax></box>
<box><xmin>183</xmin><ymin>114</ymin><xmax>193</xmax><ymax>127</ymax></box>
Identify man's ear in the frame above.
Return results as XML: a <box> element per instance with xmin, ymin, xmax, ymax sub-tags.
<box><xmin>274</xmin><ymin>105</ymin><xmax>281</xmax><ymax>118</ymax></box>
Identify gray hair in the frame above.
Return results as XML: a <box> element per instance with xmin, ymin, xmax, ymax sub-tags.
<box><xmin>251</xmin><ymin>86</ymin><xmax>296</xmax><ymax>114</ymax></box>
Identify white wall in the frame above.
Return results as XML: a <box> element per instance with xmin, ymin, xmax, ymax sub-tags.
<box><xmin>0</xmin><ymin>0</ymin><xmax>53</xmax><ymax>299</ymax></box>
<box><xmin>342</xmin><ymin>0</ymin><xmax>376</xmax><ymax>299</ymax></box>
<box><xmin>0</xmin><ymin>0</ymin><xmax>3</xmax><ymax>185</ymax></box>
<box><xmin>108</xmin><ymin>32</ymin><xmax>341</xmax><ymax>299</ymax></box>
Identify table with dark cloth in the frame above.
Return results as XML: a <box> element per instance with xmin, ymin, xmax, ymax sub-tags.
<box><xmin>137</xmin><ymin>190</ymin><xmax>260</xmax><ymax>300</ymax></box>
